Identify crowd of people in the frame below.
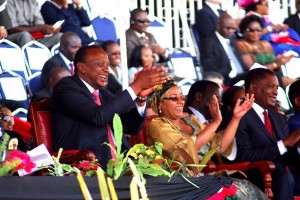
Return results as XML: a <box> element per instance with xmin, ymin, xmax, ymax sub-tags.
<box><xmin>1</xmin><ymin>0</ymin><xmax>300</xmax><ymax>199</ymax></box>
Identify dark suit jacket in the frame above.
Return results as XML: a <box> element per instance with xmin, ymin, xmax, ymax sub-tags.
<box><xmin>41</xmin><ymin>2</ymin><xmax>93</xmax><ymax>45</ymax></box>
<box><xmin>195</xmin><ymin>3</ymin><xmax>219</xmax><ymax>41</ymax></box>
<box><xmin>106</xmin><ymin>73</ymin><xmax>122</xmax><ymax>95</ymax></box>
<box><xmin>200</xmin><ymin>34</ymin><xmax>246</xmax><ymax>85</ymax></box>
<box><xmin>125</xmin><ymin>28</ymin><xmax>169</xmax><ymax>64</ymax></box>
<box><xmin>41</xmin><ymin>53</ymin><xmax>69</xmax><ymax>88</ymax></box>
<box><xmin>51</xmin><ymin>75</ymin><xmax>145</xmax><ymax>168</ymax></box>
<box><xmin>284</xmin><ymin>14</ymin><xmax>300</xmax><ymax>37</ymax></box>
<box><xmin>236</xmin><ymin>108</ymin><xmax>300</xmax><ymax>173</ymax></box>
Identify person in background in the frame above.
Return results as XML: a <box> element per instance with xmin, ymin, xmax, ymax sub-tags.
<box><xmin>102</xmin><ymin>40</ymin><xmax>123</xmax><ymax>95</ymax></box>
<box><xmin>128</xmin><ymin>45</ymin><xmax>154</xmax><ymax>84</ymax></box>
<box><xmin>195</xmin><ymin>0</ymin><xmax>224</xmax><ymax>42</ymax></box>
<box><xmin>41</xmin><ymin>0</ymin><xmax>95</xmax><ymax>45</ymax></box>
<box><xmin>288</xmin><ymin>79</ymin><xmax>300</xmax><ymax>132</ymax></box>
<box><xmin>51</xmin><ymin>45</ymin><xmax>169</xmax><ymax>169</ymax></box>
<box><xmin>126</xmin><ymin>8</ymin><xmax>169</xmax><ymax>65</ymax></box>
<box><xmin>41</xmin><ymin>32</ymin><xmax>81</xmax><ymax>89</ymax></box>
<box><xmin>239</xmin><ymin>0</ymin><xmax>300</xmax><ymax>55</ymax></box>
<box><xmin>0</xmin><ymin>106</ymin><xmax>27</xmax><ymax>151</ymax></box>
<box><xmin>201</xmin><ymin>13</ymin><xmax>247</xmax><ymax>86</ymax></box>
<box><xmin>202</xmin><ymin>71</ymin><xmax>225</xmax><ymax>90</ymax></box>
<box><xmin>284</xmin><ymin>0</ymin><xmax>300</xmax><ymax>36</ymax></box>
<box><xmin>31</xmin><ymin>67</ymin><xmax>71</xmax><ymax>103</ymax></box>
<box><xmin>4</xmin><ymin>0</ymin><xmax>62</xmax><ymax>48</ymax></box>
<box><xmin>236</xmin><ymin>15</ymin><xmax>296</xmax><ymax>88</ymax></box>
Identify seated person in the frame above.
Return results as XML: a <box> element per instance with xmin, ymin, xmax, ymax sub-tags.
<box><xmin>41</xmin><ymin>32</ymin><xmax>81</xmax><ymax>89</ymax></box>
<box><xmin>288</xmin><ymin>79</ymin><xmax>300</xmax><ymax>132</ymax></box>
<box><xmin>101</xmin><ymin>40</ymin><xmax>123</xmax><ymax>95</ymax></box>
<box><xmin>0</xmin><ymin>106</ymin><xmax>27</xmax><ymax>152</ymax></box>
<box><xmin>41</xmin><ymin>0</ymin><xmax>95</xmax><ymax>45</ymax></box>
<box><xmin>31</xmin><ymin>67</ymin><xmax>71</xmax><ymax>103</ymax></box>
<box><xmin>146</xmin><ymin>79</ymin><xmax>268</xmax><ymax>199</ymax></box>
<box><xmin>51</xmin><ymin>45</ymin><xmax>169</xmax><ymax>169</ymax></box>
<box><xmin>236</xmin><ymin>15</ymin><xmax>296</xmax><ymax>88</ymax></box>
<box><xmin>126</xmin><ymin>8</ymin><xmax>169</xmax><ymax>65</ymax></box>
<box><xmin>5</xmin><ymin>0</ymin><xmax>62</xmax><ymax>48</ymax></box>
<box><xmin>128</xmin><ymin>45</ymin><xmax>154</xmax><ymax>84</ymax></box>
<box><xmin>239</xmin><ymin>0</ymin><xmax>300</xmax><ymax>55</ymax></box>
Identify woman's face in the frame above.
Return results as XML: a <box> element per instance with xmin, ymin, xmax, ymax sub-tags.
<box><xmin>159</xmin><ymin>86</ymin><xmax>185</xmax><ymax>120</ymax></box>
<box><xmin>1</xmin><ymin>107</ymin><xmax>14</xmax><ymax>131</ymax></box>
<box><xmin>106</xmin><ymin>43</ymin><xmax>121</xmax><ymax>68</ymax></box>
<box><xmin>141</xmin><ymin>47</ymin><xmax>154</xmax><ymax>67</ymax></box>
<box><xmin>244</xmin><ymin>21</ymin><xmax>262</xmax><ymax>43</ymax></box>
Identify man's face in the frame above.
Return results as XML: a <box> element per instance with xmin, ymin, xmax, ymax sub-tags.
<box><xmin>61</xmin><ymin>36</ymin><xmax>82</xmax><ymax>61</ymax></box>
<box><xmin>131</xmin><ymin>11</ymin><xmax>151</xmax><ymax>33</ymax></box>
<box><xmin>218</xmin><ymin>18</ymin><xmax>237</xmax><ymax>39</ymax></box>
<box><xmin>78</xmin><ymin>48</ymin><xmax>110</xmax><ymax>89</ymax></box>
<box><xmin>252</xmin><ymin>74</ymin><xmax>279</xmax><ymax>108</ymax></box>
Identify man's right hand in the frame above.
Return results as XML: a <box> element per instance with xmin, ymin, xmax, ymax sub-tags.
<box><xmin>130</xmin><ymin>65</ymin><xmax>169</xmax><ymax>96</ymax></box>
<box><xmin>283</xmin><ymin>129</ymin><xmax>300</xmax><ymax>147</ymax></box>
<box><xmin>38</xmin><ymin>25</ymin><xmax>56</xmax><ymax>34</ymax></box>
<box><xmin>0</xmin><ymin>26</ymin><xmax>7</xmax><ymax>39</ymax></box>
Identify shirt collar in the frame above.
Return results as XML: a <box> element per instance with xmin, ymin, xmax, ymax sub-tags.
<box><xmin>79</xmin><ymin>77</ymin><xmax>95</xmax><ymax>93</ymax></box>
<box><xmin>188</xmin><ymin>106</ymin><xmax>207</xmax><ymax>123</ymax></box>
<box><xmin>58</xmin><ymin>52</ymin><xmax>72</xmax><ymax>69</ymax></box>
<box><xmin>252</xmin><ymin>102</ymin><xmax>265</xmax><ymax>122</ymax></box>
<box><xmin>134</xmin><ymin>30</ymin><xmax>146</xmax><ymax>38</ymax></box>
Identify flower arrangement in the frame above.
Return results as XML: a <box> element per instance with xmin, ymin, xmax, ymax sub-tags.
<box><xmin>0</xmin><ymin>133</ymin><xmax>36</xmax><ymax>176</ymax></box>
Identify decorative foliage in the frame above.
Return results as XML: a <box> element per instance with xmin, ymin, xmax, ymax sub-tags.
<box><xmin>0</xmin><ymin>133</ymin><xmax>36</xmax><ymax>176</ymax></box>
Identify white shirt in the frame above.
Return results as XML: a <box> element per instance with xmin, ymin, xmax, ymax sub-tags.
<box><xmin>58</xmin><ymin>52</ymin><xmax>72</xmax><ymax>71</ymax></box>
<box><xmin>187</xmin><ymin>106</ymin><xmax>207</xmax><ymax>124</ymax></box>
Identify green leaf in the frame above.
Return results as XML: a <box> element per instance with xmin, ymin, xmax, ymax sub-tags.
<box><xmin>106</xmin><ymin>159</ymin><xmax>115</xmax><ymax>177</ymax></box>
<box><xmin>113</xmin><ymin>114</ymin><xmax>123</xmax><ymax>156</ymax></box>
<box><xmin>154</xmin><ymin>142</ymin><xmax>163</xmax><ymax>155</ymax></box>
<box><xmin>199</xmin><ymin>147</ymin><xmax>219</xmax><ymax>171</ymax></box>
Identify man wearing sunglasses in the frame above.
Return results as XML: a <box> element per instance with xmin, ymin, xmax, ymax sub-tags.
<box><xmin>200</xmin><ymin>13</ymin><xmax>246</xmax><ymax>86</ymax></box>
<box><xmin>126</xmin><ymin>8</ymin><xmax>169</xmax><ymax>66</ymax></box>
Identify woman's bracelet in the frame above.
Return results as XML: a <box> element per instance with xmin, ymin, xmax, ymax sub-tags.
<box><xmin>272</xmin><ymin>62</ymin><xmax>278</xmax><ymax>70</ymax></box>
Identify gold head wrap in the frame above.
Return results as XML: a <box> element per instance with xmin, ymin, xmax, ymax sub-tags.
<box><xmin>149</xmin><ymin>79</ymin><xmax>177</xmax><ymax>114</ymax></box>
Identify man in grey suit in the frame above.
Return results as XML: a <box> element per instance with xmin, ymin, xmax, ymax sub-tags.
<box><xmin>40</xmin><ymin>32</ymin><xmax>81</xmax><ymax>89</ymax></box>
<box><xmin>126</xmin><ymin>8</ymin><xmax>169</xmax><ymax>65</ymax></box>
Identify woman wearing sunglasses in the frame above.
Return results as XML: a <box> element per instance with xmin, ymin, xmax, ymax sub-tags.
<box><xmin>145</xmin><ymin>79</ymin><xmax>269</xmax><ymax>199</ymax></box>
<box><xmin>237</xmin><ymin>15</ymin><xmax>296</xmax><ymax>88</ymax></box>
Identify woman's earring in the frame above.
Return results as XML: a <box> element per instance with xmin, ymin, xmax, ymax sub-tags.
<box><xmin>159</xmin><ymin>109</ymin><xmax>162</xmax><ymax>114</ymax></box>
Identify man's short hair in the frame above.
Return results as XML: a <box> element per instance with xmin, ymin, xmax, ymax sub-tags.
<box><xmin>245</xmin><ymin>68</ymin><xmax>275</xmax><ymax>92</ymax></box>
<box><xmin>185</xmin><ymin>80</ymin><xmax>220</xmax><ymax>107</ymax></box>
<box><xmin>73</xmin><ymin>45</ymin><xmax>102</xmax><ymax>70</ymax></box>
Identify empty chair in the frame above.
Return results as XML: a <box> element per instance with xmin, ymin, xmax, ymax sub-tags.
<box><xmin>91</xmin><ymin>15</ymin><xmax>118</xmax><ymax>42</ymax></box>
<box><xmin>0</xmin><ymin>39</ymin><xmax>29</xmax><ymax>81</ymax></box>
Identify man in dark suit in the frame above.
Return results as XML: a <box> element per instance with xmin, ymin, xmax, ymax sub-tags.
<box><xmin>201</xmin><ymin>13</ymin><xmax>246</xmax><ymax>86</ymax></box>
<box><xmin>51</xmin><ymin>45</ymin><xmax>168</xmax><ymax>169</ymax></box>
<box><xmin>184</xmin><ymin>80</ymin><xmax>221</xmax><ymax>124</ymax></box>
<box><xmin>126</xmin><ymin>8</ymin><xmax>169</xmax><ymax>65</ymax></box>
<box><xmin>195</xmin><ymin>0</ymin><xmax>223</xmax><ymax>41</ymax></box>
<box><xmin>40</xmin><ymin>32</ymin><xmax>81</xmax><ymax>89</ymax></box>
<box><xmin>284</xmin><ymin>0</ymin><xmax>300</xmax><ymax>36</ymax></box>
<box><xmin>235</xmin><ymin>68</ymin><xmax>300</xmax><ymax>199</ymax></box>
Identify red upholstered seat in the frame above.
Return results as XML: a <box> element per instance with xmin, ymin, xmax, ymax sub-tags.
<box><xmin>29</xmin><ymin>98</ymin><xmax>95</xmax><ymax>164</ymax></box>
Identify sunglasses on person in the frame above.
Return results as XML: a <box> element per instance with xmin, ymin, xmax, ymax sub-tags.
<box><xmin>246</xmin><ymin>28</ymin><xmax>262</xmax><ymax>33</ymax></box>
<box><xmin>135</xmin><ymin>19</ymin><xmax>151</xmax><ymax>24</ymax></box>
<box><xmin>162</xmin><ymin>95</ymin><xmax>186</xmax><ymax>102</ymax></box>
<box><xmin>223</xmin><ymin>26</ymin><xmax>237</xmax><ymax>31</ymax></box>
<box><xmin>2</xmin><ymin>116</ymin><xmax>14</xmax><ymax>122</ymax></box>
<box><xmin>107</xmin><ymin>52</ymin><xmax>121</xmax><ymax>56</ymax></box>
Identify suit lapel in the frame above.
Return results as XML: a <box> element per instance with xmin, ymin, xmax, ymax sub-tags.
<box><xmin>248</xmin><ymin>109</ymin><xmax>277</xmax><ymax>142</ymax></box>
